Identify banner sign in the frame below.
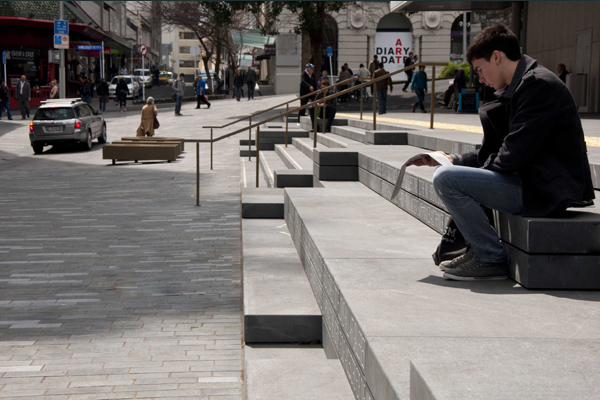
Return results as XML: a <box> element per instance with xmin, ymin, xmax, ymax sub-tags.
<box><xmin>374</xmin><ymin>32</ymin><xmax>413</xmax><ymax>80</ymax></box>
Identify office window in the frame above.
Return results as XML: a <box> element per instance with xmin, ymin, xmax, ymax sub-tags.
<box><xmin>179</xmin><ymin>32</ymin><xmax>195</xmax><ymax>40</ymax></box>
<box><xmin>180</xmin><ymin>60</ymin><xmax>195</xmax><ymax>68</ymax></box>
<box><xmin>180</xmin><ymin>46</ymin><xmax>190</xmax><ymax>54</ymax></box>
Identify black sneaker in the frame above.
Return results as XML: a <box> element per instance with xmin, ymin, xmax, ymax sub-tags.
<box><xmin>443</xmin><ymin>258</ymin><xmax>508</xmax><ymax>281</ymax></box>
<box><xmin>439</xmin><ymin>248</ymin><xmax>474</xmax><ymax>271</ymax></box>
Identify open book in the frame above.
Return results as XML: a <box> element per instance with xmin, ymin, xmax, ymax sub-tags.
<box><xmin>390</xmin><ymin>152</ymin><xmax>452</xmax><ymax>200</ymax></box>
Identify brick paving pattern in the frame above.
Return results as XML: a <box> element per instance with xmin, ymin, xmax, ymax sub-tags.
<box><xmin>0</xmin><ymin>96</ymin><xmax>289</xmax><ymax>399</ymax></box>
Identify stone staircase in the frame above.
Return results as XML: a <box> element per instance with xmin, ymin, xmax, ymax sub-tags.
<box><xmin>240</xmin><ymin>115</ymin><xmax>600</xmax><ymax>400</ymax></box>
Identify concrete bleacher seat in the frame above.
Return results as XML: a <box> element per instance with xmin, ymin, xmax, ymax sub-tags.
<box><xmin>241</xmin><ymin>113</ymin><xmax>600</xmax><ymax>399</ymax></box>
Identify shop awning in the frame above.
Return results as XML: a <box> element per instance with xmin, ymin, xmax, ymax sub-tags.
<box><xmin>231</xmin><ymin>31</ymin><xmax>274</xmax><ymax>49</ymax></box>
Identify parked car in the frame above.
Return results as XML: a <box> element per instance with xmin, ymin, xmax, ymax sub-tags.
<box><xmin>159</xmin><ymin>71</ymin><xmax>173</xmax><ymax>85</ymax></box>
<box><xmin>29</xmin><ymin>99</ymin><xmax>107</xmax><ymax>154</ymax></box>
<box><xmin>108</xmin><ymin>75</ymin><xmax>141</xmax><ymax>99</ymax></box>
<box><xmin>133</xmin><ymin>68</ymin><xmax>153</xmax><ymax>88</ymax></box>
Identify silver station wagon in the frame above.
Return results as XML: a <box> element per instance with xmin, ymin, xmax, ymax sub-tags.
<box><xmin>29</xmin><ymin>99</ymin><xmax>107</xmax><ymax>154</ymax></box>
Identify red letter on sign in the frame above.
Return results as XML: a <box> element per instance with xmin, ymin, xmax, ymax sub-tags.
<box><xmin>396</xmin><ymin>47</ymin><xmax>402</xmax><ymax>55</ymax></box>
<box><xmin>395</xmin><ymin>39</ymin><xmax>403</xmax><ymax>46</ymax></box>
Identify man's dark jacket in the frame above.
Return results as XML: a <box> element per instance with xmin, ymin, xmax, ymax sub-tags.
<box><xmin>452</xmin><ymin>55</ymin><xmax>595</xmax><ymax>217</ymax></box>
<box><xmin>299</xmin><ymin>70</ymin><xmax>317</xmax><ymax>98</ymax></box>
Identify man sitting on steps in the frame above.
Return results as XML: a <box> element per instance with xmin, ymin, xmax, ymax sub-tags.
<box><xmin>408</xmin><ymin>24</ymin><xmax>595</xmax><ymax>281</ymax></box>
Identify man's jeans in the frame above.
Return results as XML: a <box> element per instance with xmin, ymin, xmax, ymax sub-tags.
<box><xmin>235</xmin><ymin>86</ymin><xmax>242</xmax><ymax>100</ymax></box>
<box><xmin>98</xmin><ymin>96</ymin><xmax>106</xmax><ymax>112</ymax></box>
<box><xmin>247</xmin><ymin>82</ymin><xmax>254</xmax><ymax>100</ymax></box>
<box><xmin>433</xmin><ymin>165</ymin><xmax>523</xmax><ymax>263</ymax></box>
<box><xmin>0</xmin><ymin>101</ymin><xmax>12</xmax><ymax>119</ymax></box>
<box><xmin>376</xmin><ymin>90</ymin><xmax>387</xmax><ymax>114</ymax></box>
<box><xmin>414</xmin><ymin>88</ymin><xmax>425</xmax><ymax>110</ymax></box>
<box><xmin>175</xmin><ymin>95</ymin><xmax>183</xmax><ymax>114</ymax></box>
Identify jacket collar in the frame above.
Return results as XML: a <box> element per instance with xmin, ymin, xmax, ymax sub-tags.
<box><xmin>496</xmin><ymin>54</ymin><xmax>536</xmax><ymax>100</ymax></box>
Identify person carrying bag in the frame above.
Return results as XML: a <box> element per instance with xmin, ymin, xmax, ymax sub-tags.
<box><xmin>137</xmin><ymin>97</ymin><xmax>158</xmax><ymax>137</ymax></box>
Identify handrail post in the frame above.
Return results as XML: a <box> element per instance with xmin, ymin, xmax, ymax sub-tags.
<box><xmin>313</xmin><ymin>104</ymin><xmax>318</xmax><ymax>148</ymax></box>
<box><xmin>255</xmin><ymin>126</ymin><xmax>260</xmax><ymax>188</ymax></box>
<box><xmin>196</xmin><ymin>142</ymin><xmax>200</xmax><ymax>207</ymax></box>
<box><xmin>430</xmin><ymin>66</ymin><xmax>436</xmax><ymax>129</ymax></box>
<box><xmin>285</xmin><ymin>103</ymin><xmax>289</xmax><ymax>147</ymax></box>
<box><xmin>322</xmin><ymin>102</ymin><xmax>327</xmax><ymax>135</ymax></box>
<box><xmin>248</xmin><ymin>116</ymin><xmax>252</xmax><ymax>161</ymax></box>
<box><xmin>360</xmin><ymin>84</ymin><xmax>364</xmax><ymax>120</ymax></box>
<box><xmin>373</xmin><ymin>83</ymin><xmax>377</xmax><ymax>131</ymax></box>
<box><xmin>210</xmin><ymin>128</ymin><xmax>213</xmax><ymax>170</ymax></box>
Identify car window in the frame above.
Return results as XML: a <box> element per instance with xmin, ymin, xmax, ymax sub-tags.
<box><xmin>111</xmin><ymin>77</ymin><xmax>119</xmax><ymax>84</ymax></box>
<box><xmin>82</xmin><ymin>104</ymin><xmax>95</xmax><ymax>115</ymax></box>
<box><xmin>76</xmin><ymin>105</ymin><xmax>91</xmax><ymax>117</ymax></box>
<box><xmin>34</xmin><ymin>107</ymin><xmax>75</xmax><ymax>121</ymax></box>
<box><xmin>125</xmin><ymin>77</ymin><xmax>132</xmax><ymax>84</ymax></box>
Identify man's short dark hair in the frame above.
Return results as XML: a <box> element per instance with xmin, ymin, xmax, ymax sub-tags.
<box><xmin>467</xmin><ymin>23</ymin><xmax>521</xmax><ymax>64</ymax></box>
<box><xmin>179</xmin><ymin>73</ymin><xmax>185</xmax><ymax>78</ymax></box>
<box><xmin>377</xmin><ymin>61</ymin><xmax>384</xmax><ymax>68</ymax></box>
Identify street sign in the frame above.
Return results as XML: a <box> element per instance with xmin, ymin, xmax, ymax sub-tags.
<box><xmin>190</xmin><ymin>45</ymin><xmax>200</xmax><ymax>57</ymax></box>
<box><xmin>139</xmin><ymin>44</ymin><xmax>147</xmax><ymax>56</ymax></box>
<box><xmin>54</xmin><ymin>34</ymin><xmax>69</xmax><ymax>49</ymax></box>
<box><xmin>327</xmin><ymin>46</ymin><xmax>333</xmax><ymax>57</ymax></box>
<box><xmin>54</xmin><ymin>20</ymin><xmax>68</xmax><ymax>35</ymax></box>
<box><xmin>77</xmin><ymin>45</ymin><xmax>102</xmax><ymax>50</ymax></box>
<box><xmin>2</xmin><ymin>52</ymin><xmax>6</xmax><ymax>65</ymax></box>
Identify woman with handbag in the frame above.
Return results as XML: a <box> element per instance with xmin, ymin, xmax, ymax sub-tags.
<box><xmin>137</xmin><ymin>96</ymin><xmax>158</xmax><ymax>137</ymax></box>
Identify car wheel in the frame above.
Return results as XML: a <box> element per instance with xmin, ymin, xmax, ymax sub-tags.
<box><xmin>98</xmin><ymin>124</ymin><xmax>107</xmax><ymax>144</ymax></box>
<box><xmin>32</xmin><ymin>143</ymin><xmax>44</xmax><ymax>154</ymax></box>
<box><xmin>83</xmin><ymin>131</ymin><xmax>93</xmax><ymax>151</ymax></box>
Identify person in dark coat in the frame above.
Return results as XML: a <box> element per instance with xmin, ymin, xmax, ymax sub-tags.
<box><xmin>299</xmin><ymin>63</ymin><xmax>317</xmax><ymax>123</ymax></box>
<box><xmin>96</xmin><ymin>78</ymin><xmax>109</xmax><ymax>113</ymax></box>
<box><xmin>116</xmin><ymin>77</ymin><xmax>129</xmax><ymax>112</ymax></box>
<box><xmin>408</xmin><ymin>24</ymin><xmax>594</xmax><ymax>281</ymax></box>
<box><xmin>0</xmin><ymin>80</ymin><xmax>13</xmax><ymax>120</ymax></box>
<box><xmin>233</xmin><ymin>69</ymin><xmax>244</xmax><ymax>101</ymax></box>
<box><xmin>309</xmin><ymin>79</ymin><xmax>337</xmax><ymax>132</ymax></box>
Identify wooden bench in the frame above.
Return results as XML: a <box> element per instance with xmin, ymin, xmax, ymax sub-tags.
<box><xmin>111</xmin><ymin>140</ymin><xmax>183</xmax><ymax>155</ymax></box>
<box><xmin>121</xmin><ymin>137</ymin><xmax>185</xmax><ymax>151</ymax></box>
<box><xmin>102</xmin><ymin>143</ymin><xmax>179</xmax><ymax>165</ymax></box>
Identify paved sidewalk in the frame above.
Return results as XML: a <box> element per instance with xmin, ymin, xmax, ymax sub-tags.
<box><xmin>0</xmin><ymin>95</ymin><xmax>293</xmax><ymax>400</ymax></box>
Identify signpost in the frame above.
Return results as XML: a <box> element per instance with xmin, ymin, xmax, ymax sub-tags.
<box><xmin>327</xmin><ymin>46</ymin><xmax>333</xmax><ymax>76</ymax></box>
<box><xmin>2</xmin><ymin>52</ymin><xmax>6</xmax><ymax>84</ymax></box>
<box><xmin>139</xmin><ymin>44</ymin><xmax>147</xmax><ymax>101</ymax></box>
<box><xmin>57</xmin><ymin>3</ymin><xmax>66</xmax><ymax>98</ymax></box>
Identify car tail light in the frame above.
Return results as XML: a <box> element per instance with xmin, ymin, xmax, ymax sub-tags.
<box><xmin>29</xmin><ymin>122</ymin><xmax>33</xmax><ymax>131</ymax></box>
<box><xmin>74</xmin><ymin>120</ymin><xmax>82</xmax><ymax>129</ymax></box>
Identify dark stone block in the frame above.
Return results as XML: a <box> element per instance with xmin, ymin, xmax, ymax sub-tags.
<box><xmin>274</xmin><ymin>170</ymin><xmax>314</xmax><ymax>188</ymax></box>
<box><xmin>505</xmin><ymin>244</ymin><xmax>600</xmax><ymax>290</ymax></box>
<box><xmin>365</xmin><ymin>131</ymin><xmax>408</xmax><ymax>145</ymax></box>
<box><xmin>244</xmin><ymin>315</ymin><xmax>322</xmax><ymax>343</ymax></box>
<box><xmin>313</xmin><ymin>149</ymin><xmax>359</xmax><ymax>166</ymax></box>
<box><xmin>495</xmin><ymin>209</ymin><xmax>600</xmax><ymax>254</ymax></box>
<box><xmin>314</xmin><ymin>165</ymin><xmax>359</xmax><ymax>181</ymax></box>
<box><xmin>242</xmin><ymin>203</ymin><xmax>284</xmax><ymax>219</ymax></box>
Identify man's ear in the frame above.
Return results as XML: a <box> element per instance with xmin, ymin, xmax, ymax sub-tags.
<box><xmin>493</xmin><ymin>50</ymin><xmax>502</xmax><ymax>65</ymax></box>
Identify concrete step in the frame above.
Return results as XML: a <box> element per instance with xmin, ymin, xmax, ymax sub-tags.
<box><xmin>331</xmin><ymin>125</ymin><xmax>369</xmax><ymax>143</ymax></box>
<box><xmin>242</xmin><ymin>218</ymin><xmax>321</xmax><ymax>344</ymax></box>
<box><xmin>275</xmin><ymin>144</ymin><xmax>314</xmax><ymax>171</ymax></box>
<box><xmin>245</xmin><ymin>359</ymin><xmax>355</xmax><ymax>400</ymax></box>
<box><xmin>299</xmin><ymin>116</ymin><xmax>348</xmax><ymax>132</ymax></box>
<box><xmin>242</xmin><ymin>188</ymin><xmax>284</xmax><ymax>219</ymax></box>
<box><xmin>259</xmin><ymin>149</ymin><xmax>289</xmax><ymax>188</ymax></box>
<box><xmin>241</xmin><ymin>157</ymin><xmax>270</xmax><ymax>189</ymax></box>
<box><xmin>284</xmin><ymin>184</ymin><xmax>600</xmax><ymax>400</ymax></box>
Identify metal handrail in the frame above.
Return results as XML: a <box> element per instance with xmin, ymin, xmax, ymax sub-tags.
<box><xmin>185</xmin><ymin>62</ymin><xmax>447</xmax><ymax>204</ymax></box>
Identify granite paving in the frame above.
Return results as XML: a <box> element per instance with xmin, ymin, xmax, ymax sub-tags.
<box><xmin>0</xmin><ymin>95</ymin><xmax>296</xmax><ymax>400</ymax></box>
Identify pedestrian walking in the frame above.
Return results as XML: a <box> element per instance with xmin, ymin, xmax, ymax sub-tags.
<box><xmin>116</xmin><ymin>77</ymin><xmax>129</xmax><ymax>112</ymax></box>
<box><xmin>245</xmin><ymin>66</ymin><xmax>257</xmax><ymax>100</ymax></box>
<box><xmin>0</xmin><ymin>80</ymin><xmax>13</xmax><ymax>120</ymax></box>
<box><xmin>49</xmin><ymin>80</ymin><xmax>59</xmax><ymax>99</ymax></box>
<box><xmin>299</xmin><ymin>63</ymin><xmax>317</xmax><ymax>123</ymax></box>
<box><xmin>234</xmin><ymin>69</ymin><xmax>244</xmax><ymax>102</ymax></box>
<box><xmin>402</xmin><ymin>52</ymin><xmax>416</xmax><ymax>92</ymax></box>
<box><xmin>137</xmin><ymin>97</ymin><xmax>158</xmax><ymax>137</ymax></box>
<box><xmin>80</xmin><ymin>78</ymin><xmax>92</xmax><ymax>105</ymax></box>
<box><xmin>411</xmin><ymin>65</ymin><xmax>428</xmax><ymax>113</ymax></box>
<box><xmin>15</xmin><ymin>75</ymin><xmax>31</xmax><ymax>120</ymax></box>
<box><xmin>96</xmin><ymin>78</ymin><xmax>109</xmax><ymax>113</ymax></box>
<box><xmin>173</xmin><ymin>73</ymin><xmax>185</xmax><ymax>115</ymax></box>
<box><xmin>373</xmin><ymin>62</ymin><xmax>393</xmax><ymax>114</ymax></box>
<box><xmin>195</xmin><ymin>76</ymin><xmax>211</xmax><ymax>109</ymax></box>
